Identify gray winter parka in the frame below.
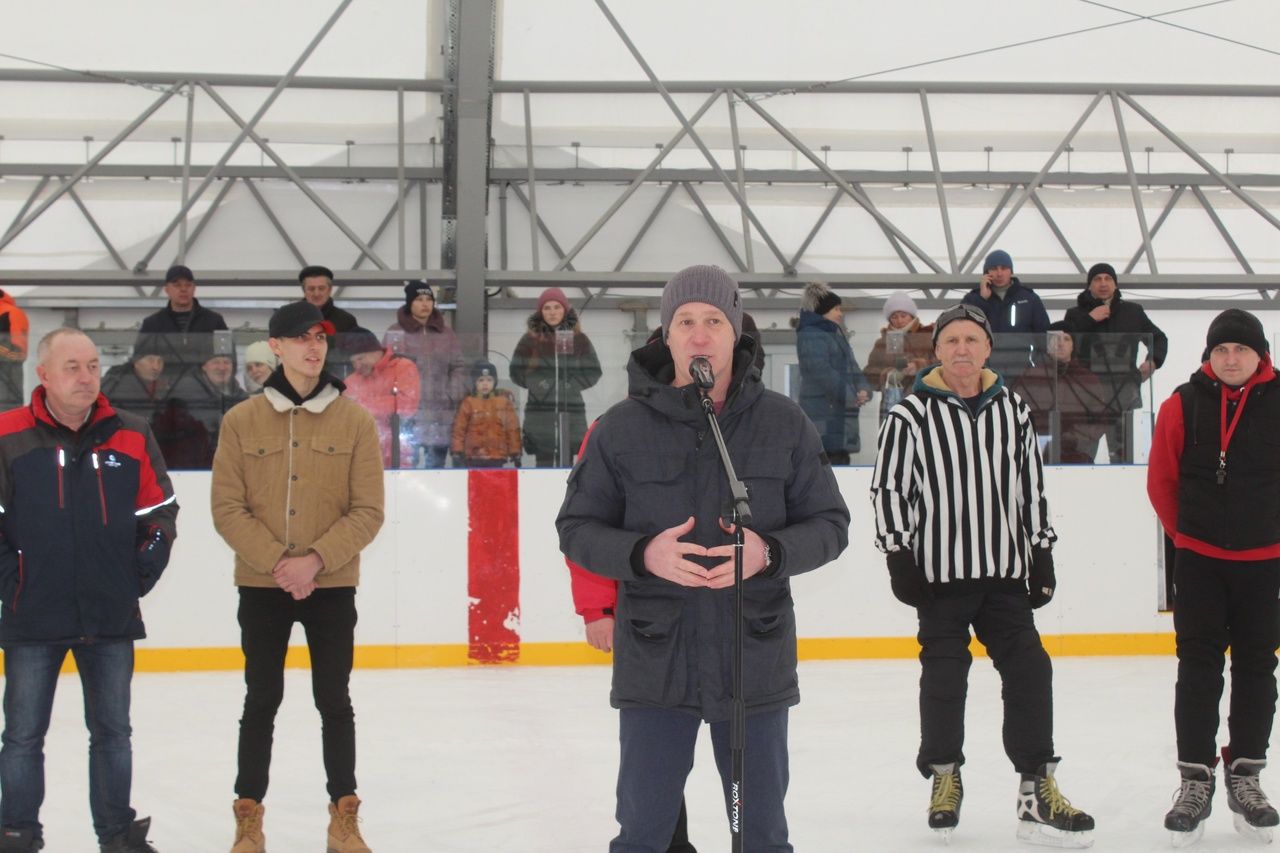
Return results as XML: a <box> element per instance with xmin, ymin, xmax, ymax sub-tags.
<box><xmin>556</xmin><ymin>337</ymin><xmax>850</xmax><ymax>721</ymax></box>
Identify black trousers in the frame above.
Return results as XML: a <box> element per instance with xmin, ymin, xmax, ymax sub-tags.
<box><xmin>235</xmin><ymin>586</ymin><xmax>358</xmax><ymax>803</ymax></box>
<box><xmin>1173</xmin><ymin>549</ymin><xmax>1280</xmax><ymax>766</ymax></box>
<box><xmin>916</xmin><ymin>590</ymin><xmax>1055</xmax><ymax>777</ymax></box>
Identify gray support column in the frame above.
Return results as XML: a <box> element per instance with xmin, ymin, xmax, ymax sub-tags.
<box><xmin>1110</xmin><ymin>91</ymin><xmax>1157</xmax><ymax>273</ymax></box>
<box><xmin>451</xmin><ymin>0</ymin><xmax>496</xmax><ymax>340</ymax></box>
<box><xmin>397</xmin><ymin>87</ymin><xmax>407</xmax><ymax>269</ymax></box>
<box><xmin>727</xmin><ymin>92</ymin><xmax>755</xmax><ymax>272</ymax></box>
<box><xmin>788</xmin><ymin>188</ymin><xmax>843</xmax><ymax>270</ymax></box>
<box><xmin>523</xmin><ymin>90</ymin><xmax>540</xmax><ymax>271</ymax></box>
<box><xmin>177</xmin><ymin>84</ymin><xmax>195</xmax><ymax>261</ymax></box>
<box><xmin>1124</xmin><ymin>185</ymin><xmax>1186</xmax><ymax>274</ymax></box>
<box><xmin>919</xmin><ymin>90</ymin><xmax>958</xmax><ymax>272</ymax></box>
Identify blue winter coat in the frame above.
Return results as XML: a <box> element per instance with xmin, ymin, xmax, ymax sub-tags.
<box><xmin>795</xmin><ymin>310</ymin><xmax>873</xmax><ymax>455</ymax></box>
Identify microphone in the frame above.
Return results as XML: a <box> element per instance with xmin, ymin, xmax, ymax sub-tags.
<box><xmin>689</xmin><ymin>356</ymin><xmax>715</xmax><ymax>391</ymax></box>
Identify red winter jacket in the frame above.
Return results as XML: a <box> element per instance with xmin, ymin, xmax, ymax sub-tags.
<box><xmin>1148</xmin><ymin>355</ymin><xmax>1280</xmax><ymax>561</ymax></box>
<box><xmin>564</xmin><ymin>422</ymin><xmax>617</xmax><ymax>624</ymax></box>
<box><xmin>343</xmin><ymin>348</ymin><xmax>421</xmax><ymax>468</ymax></box>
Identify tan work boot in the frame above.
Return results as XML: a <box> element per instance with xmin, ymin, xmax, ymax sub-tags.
<box><xmin>326</xmin><ymin>795</ymin><xmax>371</xmax><ymax>853</ymax></box>
<box><xmin>230</xmin><ymin>798</ymin><xmax>265</xmax><ymax>853</ymax></box>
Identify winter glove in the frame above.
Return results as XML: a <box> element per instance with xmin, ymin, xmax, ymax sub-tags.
<box><xmin>135</xmin><ymin>524</ymin><xmax>171</xmax><ymax>596</ymax></box>
<box><xmin>1028</xmin><ymin>548</ymin><xmax>1056</xmax><ymax>609</ymax></box>
<box><xmin>886</xmin><ymin>549</ymin><xmax>933</xmax><ymax>608</ymax></box>
<box><xmin>510</xmin><ymin>455</ymin><xmax>523</xmax><ymax>468</ymax></box>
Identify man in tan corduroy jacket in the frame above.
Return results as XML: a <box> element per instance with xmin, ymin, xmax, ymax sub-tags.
<box><xmin>211</xmin><ymin>300</ymin><xmax>383</xmax><ymax>853</ymax></box>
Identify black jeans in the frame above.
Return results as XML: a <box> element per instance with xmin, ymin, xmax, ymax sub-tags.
<box><xmin>1173</xmin><ymin>549</ymin><xmax>1280</xmax><ymax>766</ymax></box>
<box><xmin>915</xmin><ymin>590</ymin><xmax>1055</xmax><ymax>776</ymax></box>
<box><xmin>236</xmin><ymin>586</ymin><xmax>358</xmax><ymax>803</ymax></box>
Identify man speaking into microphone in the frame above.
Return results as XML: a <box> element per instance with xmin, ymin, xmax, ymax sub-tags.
<box><xmin>557</xmin><ymin>265</ymin><xmax>850</xmax><ymax>852</ymax></box>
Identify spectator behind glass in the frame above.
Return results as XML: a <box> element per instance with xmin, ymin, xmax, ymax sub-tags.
<box><xmin>864</xmin><ymin>292</ymin><xmax>935</xmax><ymax>424</ymax></box>
<box><xmin>167</xmin><ymin>346</ymin><xmax>248</xmax><ymax>468</ymax></box>
<box><xmin>343</xmin><ymin>327</ymin><xmax>421</xmax><ymax>469</ymax></box>
<box><xmin>0</xmin><ymin>285</ymin><xmax>30</xmax><ymax>411</ymax></box>
<box><xmin>795</xmin><ymin>281</ymin><xmax>873</xmax><ymax>464</ymax></box>
<box><xmin>298</xmin><ymin>264</ymin><xmax>359</xmax><ymax>378</ymax></box>
<box><xmin>242</xmin><ymin>341</ymin><xmax>278</xmax><ymax>395</ymax></box>
<box><xmin>961</xmin><ymin>249</ymin><xmax>1051</xmax><ymax>385</ymax></box>
<box><xmin>102</xmin><ymin>337</ymin><xmax>211</xmax><ymax>470</ymax></box>
<box><xmin>1011</xmin><ymin>323</ymin><xmax>1110</xmax><ymax>464</ymax></box>
<box><xmin>385</xmin><ymin>280</ymin><xmax>466</xmax><ymax>468</ymax></box>
<box><xmin>1060</xmin><ymin>262</ymin><xmax>1169</xmax><ymax>463</ymax></box>
<box><xmin>451</xmin><ymin>360</ymin><xmax>522</xmax><ymax>469</ymax></box>
<box><xmin>138</xmin><ymin>264</ymin><xmax>228</xmax><ymax>382</ymax></box>
<box><xmin>509</xmin><ymin>287</ymin><xmax>602</xmax><ymax>467</ymax></box>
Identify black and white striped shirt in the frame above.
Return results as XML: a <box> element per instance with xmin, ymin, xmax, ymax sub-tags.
<box><xmin>871</xmin><ymin>368</ymin><xmax>1055</xmax><ymax>588</ymax></box>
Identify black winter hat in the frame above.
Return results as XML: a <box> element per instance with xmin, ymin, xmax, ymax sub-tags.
<box><xmin>343</xmin><ymin>327</ymin><xmax>383</xmax><ymax>356</ymax></box>
<box><xmin>404</xmin><ymin>279</ymin><xmax>434</xmax><ymax>308</ymax></box>
<box><xmin>1203</xmin><ymin>309</ymin><xmax>1269</xmax><ymax>361</ymax></box>
<box><xmin>1086</xmin><ymin>262</ymin><xmax>1117</xmax><ymax>288</ymax></box>
<box><xmin>472</xmin><ymin>360</ymin><xmax>498</xmax><ymax>381</ymax></box>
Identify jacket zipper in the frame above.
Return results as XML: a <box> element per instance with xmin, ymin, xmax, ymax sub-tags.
<box><xmin>92</xmin><ymin>450</ymin><xmax>108</xmax><ymax>526</ymax></box>
<box><xmin>56</xmin><ymin>445</ymin><xmax>65</xmax><ymax>509</ymax></box>
<box><xmin>11</xmin><ymin>549</ymin><xmax>22</xmax><ymax>613</ymax></box>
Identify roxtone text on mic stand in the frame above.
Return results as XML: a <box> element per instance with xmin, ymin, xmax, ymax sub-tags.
<box><xmin>689</xmin><ymin>355</ymin><xmax>751</xmax><ymax>853</ymax></box>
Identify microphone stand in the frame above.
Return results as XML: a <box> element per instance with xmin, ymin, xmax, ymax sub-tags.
<box><xmin>694</xmin><ymin>379</ymin><xmax>752</xmax><ymax>853</ymax></box>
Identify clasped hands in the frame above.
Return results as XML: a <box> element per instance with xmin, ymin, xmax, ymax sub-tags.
<box><xmin>642</xmin><ymin>516</ymin><xmax>769</xmax><ymax>589</ymax></box>
<box><xmin>273</xmin><ymin>551</ymin><xmax>324</xmax><ymax>600</ymax></box>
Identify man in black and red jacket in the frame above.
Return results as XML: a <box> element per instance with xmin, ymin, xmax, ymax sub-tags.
<box><xmin>0</xmin><ymin>328</ymin><xmax>178</xmax><ymax>853</ymax></box>
<box><xmin>1148</xmin><ymin>309</ymin><xmax>1280</xmax><ymax>844</ymax></box>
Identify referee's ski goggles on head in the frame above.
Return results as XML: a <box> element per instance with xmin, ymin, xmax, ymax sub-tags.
<box><xmin>932</xmin><ymin>304</ymin><xmax>994</xmax><ymax>346</ymax></box>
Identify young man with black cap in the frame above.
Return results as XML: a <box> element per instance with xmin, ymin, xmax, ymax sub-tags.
<box><xmin>211</xmin><ymin>301</ymin><xmax>384</xmax><ymax>853</ymax></box>
<box><xmin>1062</xmin><ymin>262</ymin><xmax>1168</xmax><ymax>462</ymax></box>
<box><xmin>871</xmin><ymin>303</ymin><xmax>1095</xmax><ymax>847</ymax></box>
<box><xmin>557</xmin><ymin>264</ymin><xmax>850</xmax><ymax>852</ymax></box>
<box><xmin>1148</xmin><ymin>308</ymin><xmax>1280</xmax><ymax>845</ymax></box>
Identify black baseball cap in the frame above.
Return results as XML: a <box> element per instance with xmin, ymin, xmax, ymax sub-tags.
<box><xmin>269</xmin><ymin>301</ymin><xmax>336</xmax><ymax>339</ymax></box>
<box><xmin>164</xmin><ymin>264</ymin><xmax>195</xmax><ymax>283</ymax></box>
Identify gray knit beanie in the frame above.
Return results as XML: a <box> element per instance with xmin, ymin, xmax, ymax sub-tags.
<box><xmin>660</xmin><ymin>265</ymin><xmax>742</xmax><ymax>340</ymax></box>
<box><xmin>882</xmin><ymin>292</ymin><xmax>919</xmax><ymax>321</ymax></box>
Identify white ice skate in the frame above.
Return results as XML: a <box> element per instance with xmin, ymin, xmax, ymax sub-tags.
<box><xmin>1015</xmin><ymin>761</ymin><xmax>1095</xmax><ymax>849</ymax></box>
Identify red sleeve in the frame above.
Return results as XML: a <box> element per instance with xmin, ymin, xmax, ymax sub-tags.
<box><xmin>564</xmin><ymin>419</ymin><xmax>617</xmax><ymax>623</ymax></box>
<box><xmin>1147</xmin><ymin>391</ymin><xmax>1185</xmax><ymax>537</ymax></box>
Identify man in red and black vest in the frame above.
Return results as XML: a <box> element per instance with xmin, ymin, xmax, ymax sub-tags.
<box><xmin>1149</xmin><ymin>309</ymin><xmax>1280</xmax><ymax>843</ymax></box>
<box><xmin>0</xmin><ymin>328</ymin><xmax>178</xmax><ymax>852</ymax></box>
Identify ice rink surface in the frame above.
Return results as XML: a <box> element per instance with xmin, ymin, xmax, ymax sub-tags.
<box><xmin>26</xmin><ymin>655</ymin><xmax>1271</xmax><ymax>852</ymax></box>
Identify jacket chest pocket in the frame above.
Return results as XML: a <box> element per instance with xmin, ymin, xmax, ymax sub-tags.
<box><xmin>738</xmin><ymin>450</ymin><xmax>792</xmax><ymax>530</ymax></box>
<box><xmin>243</xmin><ymin>438</ymin><xmax>286</xmax><ymax>513</ymax></box>
<box><xmin>616</xmin><ymin>452</ymin><xmax>689</xmax><ymax>530</ymax></box>
<box><xmin>305</xmin><ymin>436</ymin><xmax>355</xmax><ymax>498</ymax></box>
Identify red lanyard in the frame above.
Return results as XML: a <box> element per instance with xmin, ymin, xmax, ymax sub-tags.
<box><xmin>1217</xmin><ymin>383</ymin><xmax>1253</xmax><ymax>485</ymax></box>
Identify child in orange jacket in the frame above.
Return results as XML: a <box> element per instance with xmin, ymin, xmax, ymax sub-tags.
<box><xmin>450</xmin><ymin>361</ymin><xmax>522</xmax><ymax>468</ymax></box>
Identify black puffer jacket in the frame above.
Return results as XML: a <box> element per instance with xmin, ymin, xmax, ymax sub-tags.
<box><xmin>1061</xmin><ymin>288</ymin><xmax>1168</xmax><ymax>410</ymax></box>
<box><xmin>556</xmin><ymin>337</ymin><xmax>850</xmax><ymax>721</ymax></box>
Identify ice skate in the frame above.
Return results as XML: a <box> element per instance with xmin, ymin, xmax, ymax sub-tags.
<box><xmin>230</xmin><ymin>799</ymin><xmax>266</xmax><ymax>853</ymax></box>
<box><xmin>1224</xmin><ymin>748</ymin><xmax>1278</xmax><ymax>844</ymax></box>
<box><xmin>0</xmin><ymin>828</ymin><xmax>43</xmax><ymax>852</ymax></box>
<box><xmin>1015</xmin><ymin>760</ymin><xmax>1095</xmax><ymax>848</ymax></box>
<box><xmin>1164</xmin><ymin>761</ymin><xmax>1214</xmax><ymax>848</ymax></box>
<box><xmin>927</xmin><ymin>763</ymin><xmax>963</xmax><ymax>841</ymax></box>
<box><xmin>98</xmin><ymin>817</ymin><xmax>159</xmax><ymax>853</ymax></box>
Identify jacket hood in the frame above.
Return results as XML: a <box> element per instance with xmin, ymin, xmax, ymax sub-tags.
<box><xmin>527</xmin><ymin>307</ymin><xmax>580</xmax><ymax>334</ymax></box>
<box><xmin>797</xmin><ymin>309</ymin><xmax>844</xmax><ymax>333</ymax></box>
<box><xmin>626</xmin><ymin>335</ymin><xmax>761</xmax><ymax>424</ymax></box>
<box><xmin>1195</xmin><ymin>352</ymin><xmax>1277</xmax><ymax>390</ymax></box>
<box><xmin>394</xmin><ymin>304</ymin><xmax>447</xmax><ymax>333</ymax></box>
<box><xmin>913</xmin><ymin>363</ymin><xmax>1004</xmax><ymax>403</ymax></box>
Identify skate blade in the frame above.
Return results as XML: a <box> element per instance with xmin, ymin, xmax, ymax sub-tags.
<box><xmin>1233</xmin><ymin>812</ymin><xmax>1275</xmax><ymax>844</ymax></box>
<box><xmin>1016</xmin><ymin>820</ymin><xmax>1095</xmax><ymax>848</ymax></box>
<box><xmin>932</xmin><ymin>826</ymin><xmax>954</xmax><ymax>844</ymax></box>
<box><xmin>1169</xmin><ymin>823</ymin><xmax>1204</xmax><ymax>848</ymax></box>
